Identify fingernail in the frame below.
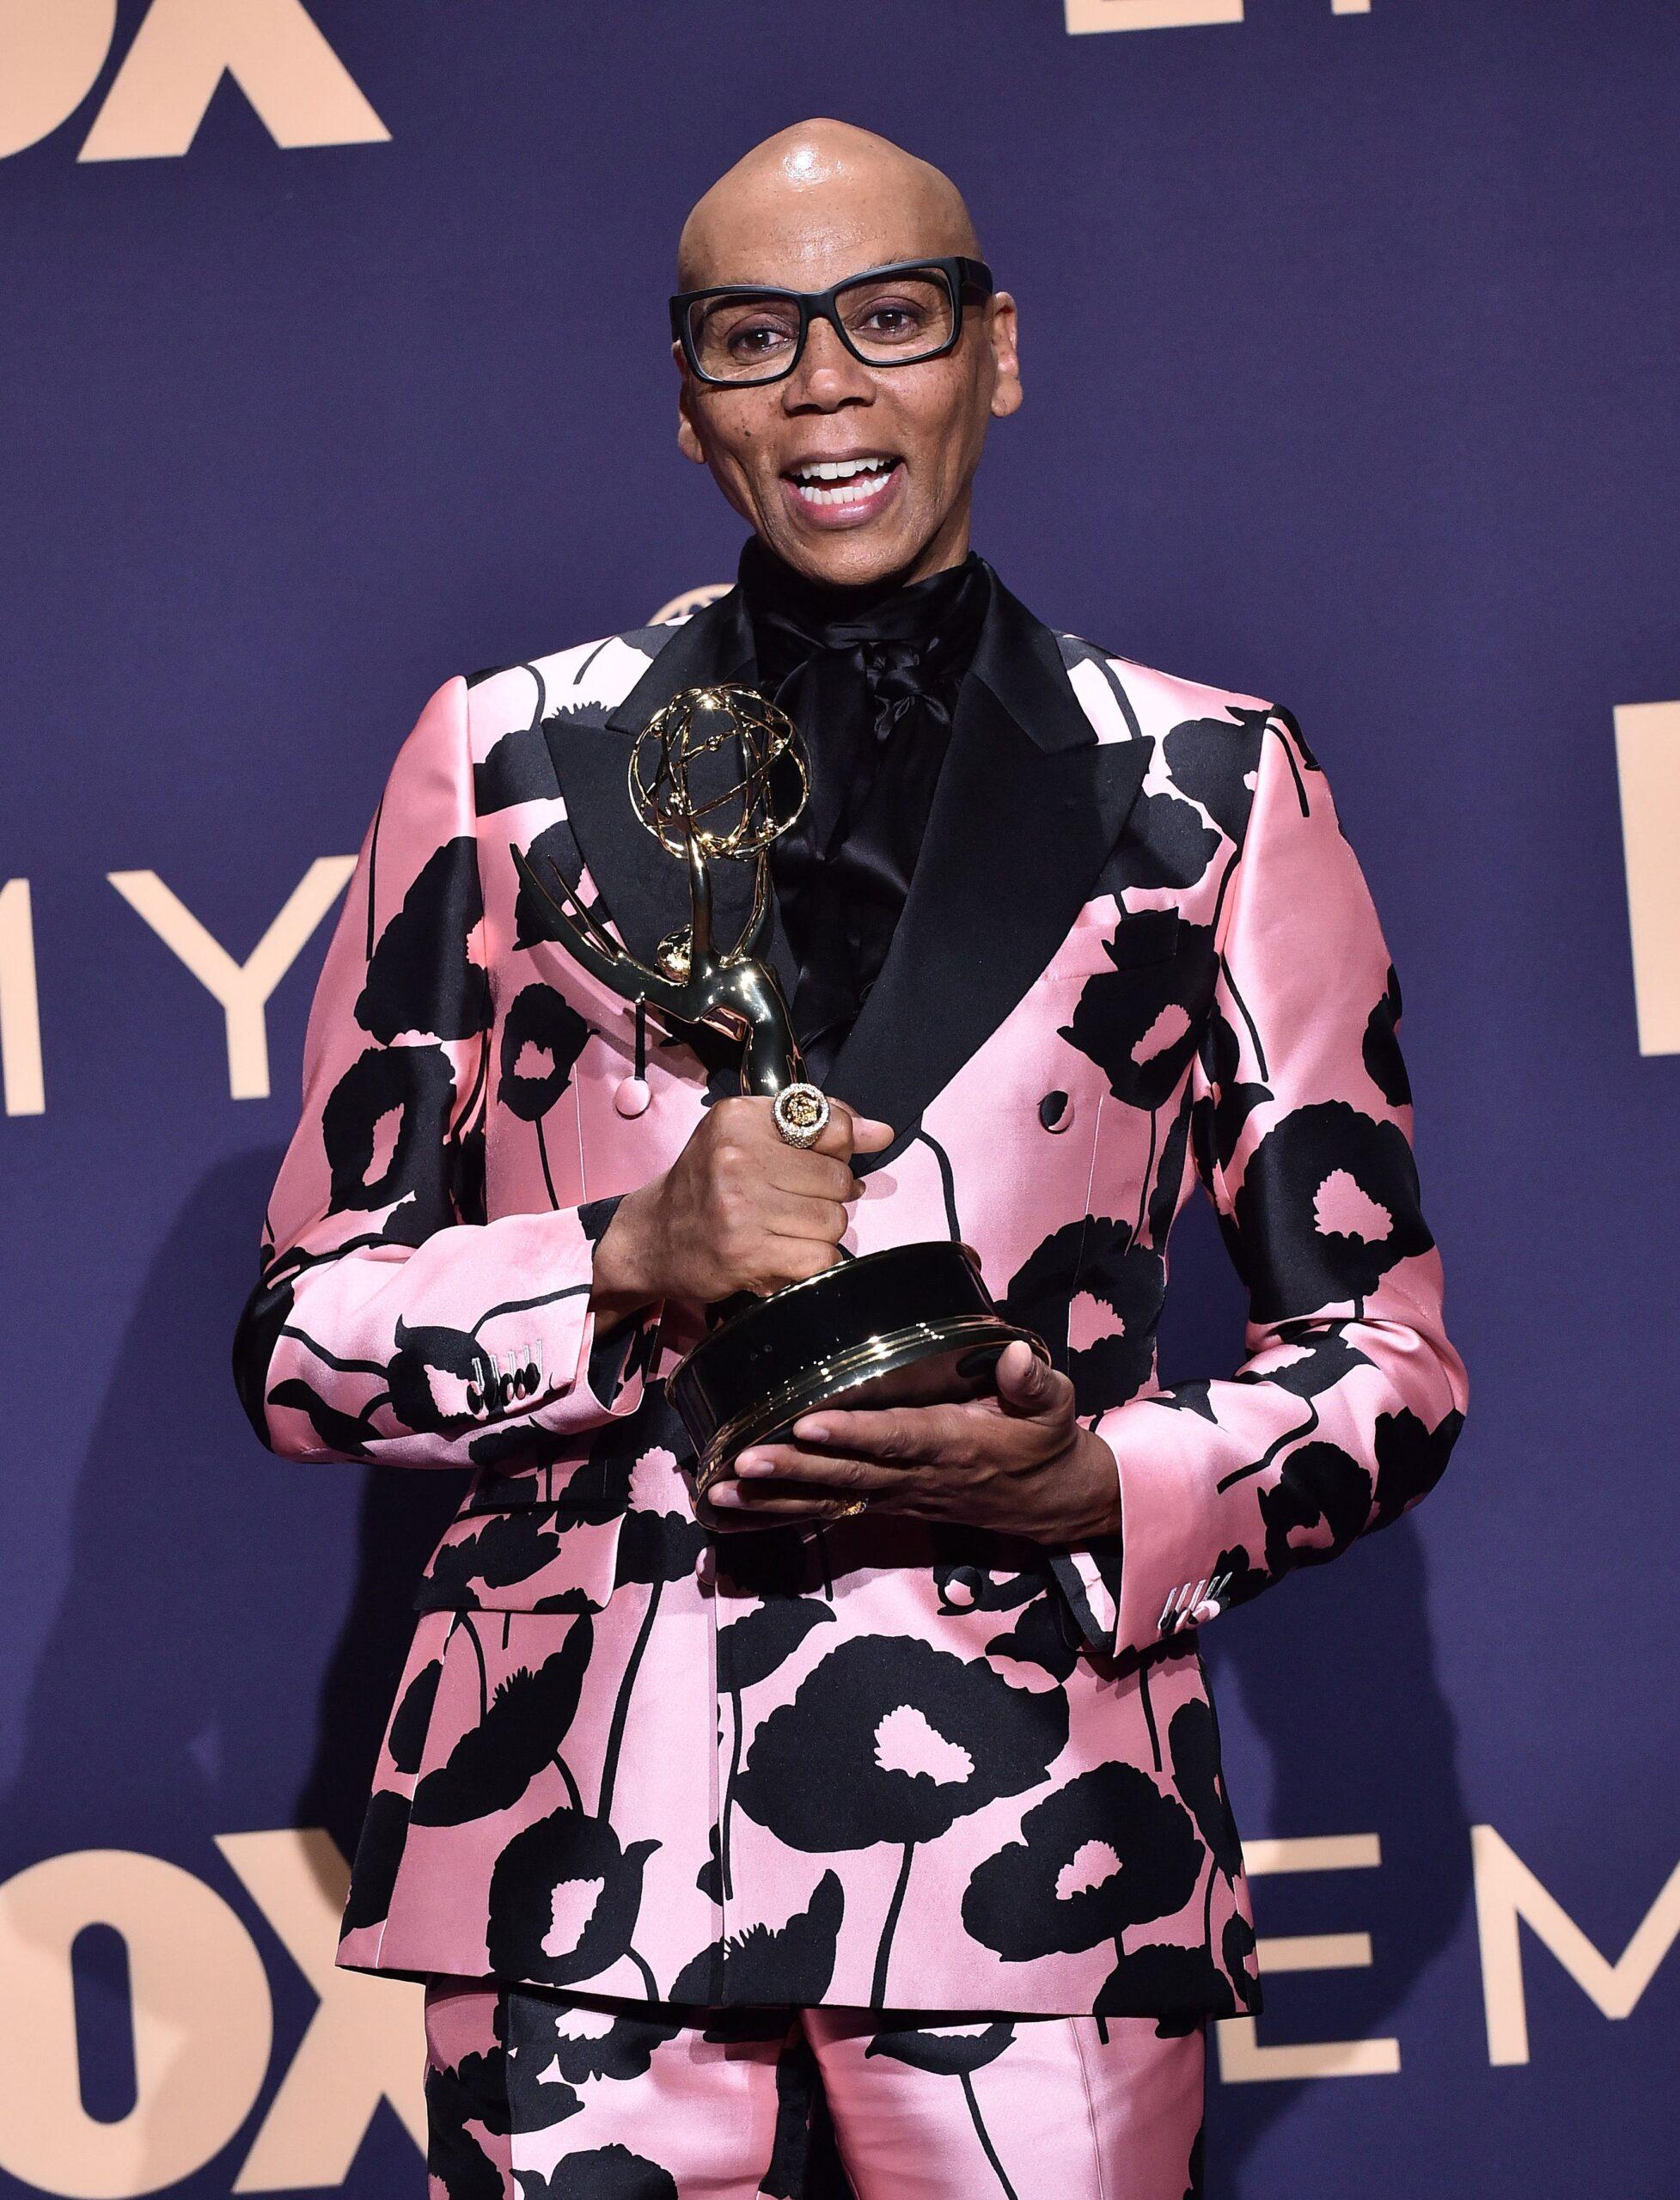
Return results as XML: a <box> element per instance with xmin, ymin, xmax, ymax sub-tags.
<box><xmin>709</xmin><ymin>1482</ymin><xmax>743</xmax><ymax>1506</ymax></box>
<box><xmin>793</xmin><ymin>1418</ymin><xmax>829</xmax><ymax>1443</ymax></box>
<box><xmin>735</xmin><ymin>1452</ymin><xmax>774</xmax><ymax>1476</ymax></box>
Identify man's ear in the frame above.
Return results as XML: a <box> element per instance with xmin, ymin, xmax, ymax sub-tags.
<box><xmin>675</xmin><ymin>351</ymin><xmax>706</xmax><ymax>466</ymax></box>
<box><xmin>987</xmin><ymin>293</ymin><xmax>1023</xmax><ymax>420</ymax></box>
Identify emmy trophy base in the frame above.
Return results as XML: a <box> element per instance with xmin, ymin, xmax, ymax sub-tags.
<box><xmin>667</xmin><ymin>1241</ymin><xmax>1048</xmax><ymax>1498</ymax></box>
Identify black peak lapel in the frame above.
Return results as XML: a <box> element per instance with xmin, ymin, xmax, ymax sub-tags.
<box><xmin>540</xmin><ymin>588</ymin><xmax>797</xmax><ymax>1000</ymax></box>
<box><xmin>602</xmin><ymin>587</ymin><xmax>755</xmax><ymax>740</ymax></box>
<box><xmin>825</xmin><ymin>575</ymin><xmax>1151</xmax><ymax>1137</ymax></box>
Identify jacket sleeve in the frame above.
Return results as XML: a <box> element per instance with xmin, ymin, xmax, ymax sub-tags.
<box><xmin>1050</xmin><ymin>707</ymin><xmax>1468</xmax><ymax>1661</ymax></box>
<box><xmin>232</xmin><ymin>672</ymin><xmax>653</xmax><ymax>1468</ymax></box>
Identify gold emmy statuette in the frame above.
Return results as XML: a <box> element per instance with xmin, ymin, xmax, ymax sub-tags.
<box><xmin>511</xmin><ymin>683</ymin><xmax>1046</xmax><ymax>1501</ymax></box>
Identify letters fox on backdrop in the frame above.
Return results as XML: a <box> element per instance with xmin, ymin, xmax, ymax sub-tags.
<box><xmin>2</xmin><ymin>3</ymin><xmax>1676</xmax><ymax>2195</ymax></box>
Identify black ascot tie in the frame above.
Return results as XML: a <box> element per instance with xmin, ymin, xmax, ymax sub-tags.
<box><xmin>737</xmin><ymin>532</ymin><xmax>992</xmax><ymax>1087</ymax></box>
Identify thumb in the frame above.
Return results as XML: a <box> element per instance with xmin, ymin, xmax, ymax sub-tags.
<box><xmin>834</xmin><ymin>1101</ymin><xmax>895</xmax><ymax>1155</ymax></box>
<box><xmin>994</xmin><ymin>1336</ymin><xmax>1056</xmax><ymax>1411</ymax></box>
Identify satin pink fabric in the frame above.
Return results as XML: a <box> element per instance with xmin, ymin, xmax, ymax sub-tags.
<box><xmin>422</xmin><ymin>1976</ymin><xmax>1205</xmax><ymax>2200</ymax></box>
<box><xmin>241</xmin><ymin>603</ymin><xmax>1467</xmax><ymax>2021</ymax></box>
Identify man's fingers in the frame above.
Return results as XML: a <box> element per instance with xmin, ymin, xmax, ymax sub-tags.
<box><xmin>733</xmin><ymin>1445</ymin><xmax>889</xmax><ymax>1483</ymax></box>
<box><xmin>764</xmin><ymin>1149</ymin><xmax>858</xmax><ymax>1202</ymax></box>
<box><xmin>703</xmin><ymin>1488</ymin><xmax>836</xmax><ymax>1521</ymax></box>
<box><xmin>704</xmin><ymin>1462</ymin><xmax>890</xmax><ymax>1520</ymax></box>
<box><xmin>760</xmin><ymin>1235</ymin><xmax>844</xmax><ymax>1287</ymax></box>
<box><xmin>782</xmin><ymin>1364</ymin><xmax>1070</xmax><ymax>1460</ymax></box>
<box><xmin>842</xmin><ymin>1104</ymin><xmax>895</xmax><ymax>1155</ymax></box>
<box><xmin>700</xmin><ymin>1495</ymin><xmax>848</xmax><ymax>1532</ymax></box>
<box><xmin>758</xmin><ymin>1192</ymin><xmax>851</xmax><ymax>1244</ymax></box>
<box><xmin>786</xmin><ymin>1402</ymin><xmax>972</xmax><ymax>1464</ymax></box>
<box><xmin>812</xmin><ymin>1098</ymin><xmax>894</xmax><ymax>1159</ymax></box>
<box><xmin>993</xmin><ymin>1339</ymin><xmax>1066</xmax><ymax>1415</ymax></box>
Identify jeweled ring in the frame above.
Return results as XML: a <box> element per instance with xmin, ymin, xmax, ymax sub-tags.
<box><xmin>773</xmin><ymin>1081</ymin><xmax>830</xmax><ymax>1150</ymax></box>
<box><xmin>828</xmin><ymin>1494</ymin><xmax>869</xmax><ymax>1520</ymax></box>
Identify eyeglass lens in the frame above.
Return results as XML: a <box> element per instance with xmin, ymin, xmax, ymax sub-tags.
<box><xmin>687</xmin><ymin>270</ymin><xmax>957</xmax><ymax>382</ymax></box>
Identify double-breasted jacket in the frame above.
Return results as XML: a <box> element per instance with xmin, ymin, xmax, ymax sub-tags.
<box><xmin>234</xmin><ymin>561</ymin><xmax>1467</xmax><ymax>2020</ymax></box>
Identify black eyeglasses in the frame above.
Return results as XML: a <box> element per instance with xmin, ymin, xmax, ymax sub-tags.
<box><xmin>670</xmin><ymin>255</ymin><xmax>995</xmax><ymax>388</ymax></box>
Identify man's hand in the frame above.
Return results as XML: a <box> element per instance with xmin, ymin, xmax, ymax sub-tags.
<box><xmin>589</xmin><ymin>1094</ymin><xmax>893</xmax><ymax>1324</ymax></box>
<box><xmin>700</xmin><ymin>1339</ymin><xmax>1124</xmax><ymax>1543</ymax></box>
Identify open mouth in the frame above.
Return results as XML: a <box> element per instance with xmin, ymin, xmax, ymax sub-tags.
<box><xmin>784</xmin><ymin>454</ymin><xmax>903</xmax><ymax>509</ymax></box>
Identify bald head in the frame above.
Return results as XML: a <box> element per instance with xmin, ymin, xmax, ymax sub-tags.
<box><xmin>669</xmin><ymin>119</ymin><xmax>1017</xmax><ymax>591</ymax></box>
<box><xmin>676</xmin><ymin>119</ymin><xmax>980</xmax><ymax>291</ymax></box>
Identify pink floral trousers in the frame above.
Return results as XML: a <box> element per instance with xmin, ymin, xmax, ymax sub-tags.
<box><xmin>422</xmin><ymin>1975</ymin><xmax>1205</xmax><ymax>2199</ymax></box>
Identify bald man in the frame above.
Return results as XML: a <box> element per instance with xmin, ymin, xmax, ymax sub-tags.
<box><xmin>236</xmin><ymin>118</ymin><xmax>1465</xmax><ymax>2200</ymax></box>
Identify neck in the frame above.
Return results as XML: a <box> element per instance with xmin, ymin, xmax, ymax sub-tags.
<box><xmin>742</xmin><ymin>534</ymin><xmax>980</xmax><ymax>629</ymax></box>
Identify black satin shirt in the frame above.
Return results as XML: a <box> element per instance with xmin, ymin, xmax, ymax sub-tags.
<box><xmin>736</xmin><ymin>532</ymin><xmax>993</xmax><ymax>1086</ymax></box>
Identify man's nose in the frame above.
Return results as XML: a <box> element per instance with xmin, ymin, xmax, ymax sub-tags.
<box><xmin>781</xmin><ymin>315</ymin><xmax>875</xmax><ymax>411</ymax></box>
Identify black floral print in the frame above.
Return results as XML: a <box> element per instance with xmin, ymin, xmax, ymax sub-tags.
<box><xmin>321</xmin><ymin>1042</ymin><xmax>457</xmax><ymax>1226</ymax></box>
<box><xmin>356</xmin><ymin>834</ymin><xmax>492</xmax><ymax>1044</ymax></box>
<box><xmin>499</xmin><ymin>982</ymin><xmax>591</xmax><ymax>1208</ymax></box>
<box><xmin>1233</xmin><ymin>1099</ymin><xmax>1435</xmax><ymax>1318</ymax></box>
<box><xmin>1005</xmin><ymin>1217</ymin><xmax>1164</xmax><ymax>1415</ymax></box>
<box><xmin>412</xmin><ymin>1614</ymin><xmax>594</xmax><ymax>1824</ymax></box>
<box><xmin>486</xmin><ymin>1807</ymin><xmax>661</xmax><ymax>1991</ymax></box>
<box><xmin>1058</xmin><ymin>920</ymin><xmax>1219</xmax><ymax>1115</ymax></box>
<box><xmin>962</xmin><ymin>1763</ymin><xmax>1203</xmax><ymax>2004</ymax></box>
<box><xmin>735</xmin><ymin>1636</ymin><xmax>1069</xmax><ymax>2002</ymax></box>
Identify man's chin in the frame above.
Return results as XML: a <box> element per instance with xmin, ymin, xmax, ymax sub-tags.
<box><xmin>754</xmin><ymin>513</ymin><xmax>927</xmax><ymax>591</ymax></box>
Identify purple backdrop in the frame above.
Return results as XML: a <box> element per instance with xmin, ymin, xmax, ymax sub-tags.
<box><xmin>3</xmin><ymin>2</ymin><xmax>1677</xmax><ymax>2194</ymax></box>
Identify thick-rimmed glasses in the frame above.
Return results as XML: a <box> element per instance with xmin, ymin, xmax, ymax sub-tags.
<box><xmin>669</xmin><ymin>255</ymin><xmax>995</xmax><ymax>388</ymax></box>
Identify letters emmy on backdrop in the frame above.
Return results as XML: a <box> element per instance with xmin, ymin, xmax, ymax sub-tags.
<box><xmin>510</xmin><ymin>682</ymin><xmax>1048</xmax><ymax>1504</ymax></box>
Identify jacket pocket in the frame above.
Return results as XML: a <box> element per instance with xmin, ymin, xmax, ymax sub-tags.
<box><xmin>412</xmin><ymin>1503</ymin><xmax>626</xmax><ymax>1613</ymax></box>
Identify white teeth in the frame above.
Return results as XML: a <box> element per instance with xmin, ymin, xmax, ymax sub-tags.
<box><xmin>799</xmin><ymin>479</ymin><xmax>877</xmax><ymax>506</ymax></box>
<box><xmin>791</xmin><ymin>455</ymin><xmax>894</xmax><ymax>483</ymax></box>
<box><xmin>789</xmin><ymin>457</ymin><xmax>898</xmax><ymax>507</ymax></box>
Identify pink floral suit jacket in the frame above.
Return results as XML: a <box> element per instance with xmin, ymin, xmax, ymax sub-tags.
<box><xmin>234</xmin><ymin>563</ymin><xmax>1467</xmax><ymax>2021</ymax></box>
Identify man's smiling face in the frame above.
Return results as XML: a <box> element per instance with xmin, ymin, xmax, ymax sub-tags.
<box><xmin>673</xmin><ymin>120</ymin><xmax>1021</xmax><ymax>590</ymax></box>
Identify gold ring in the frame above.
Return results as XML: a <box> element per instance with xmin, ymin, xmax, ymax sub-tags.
<box><xmin>773</xmin><ymin>1082</ymin><xmax>830</xmax><ymax>1150</ymax></box>
<box><xmin>827</xmin><ymin>1494</ymin><xmax>870</xmax><ymax>1520</ymax></box>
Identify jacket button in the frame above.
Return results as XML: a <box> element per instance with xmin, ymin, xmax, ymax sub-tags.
<box><xmin>1038</xmin><ymin>1090</ymin><xmax>1073</xmax><ymax>1133</ymax></box>
<box><xmin>614</xmin><ymin>1076</ymin><xmax>651</xmax><ymax>1119</ymax></box>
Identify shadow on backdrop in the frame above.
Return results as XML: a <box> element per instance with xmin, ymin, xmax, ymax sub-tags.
<box><xmin>0</xmin><ymin>1148</ymin><xmax>463</xmax><ymax>2195</ymax></box>
<box><xmin>1160</xmin><ymin>1194</ymin><xmax>1472</xmax><ymax>2197</ymax></box>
